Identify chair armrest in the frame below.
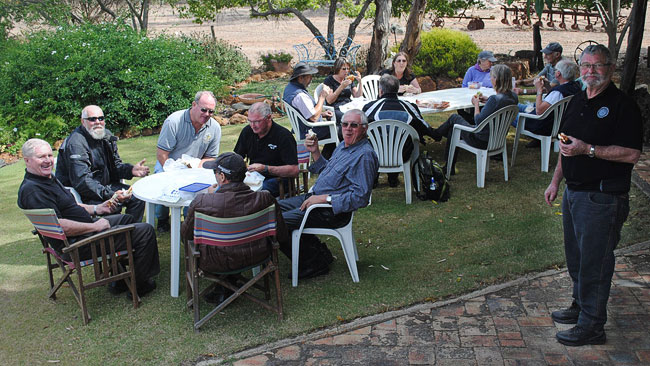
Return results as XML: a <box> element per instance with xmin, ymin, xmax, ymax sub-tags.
<box><xmin>62</xmin><ymin>224</ymin><xmax>136</xmax><ymax>253</ymax></box>
<box><xmin>518</xmin><ymin>112</ymin><xmax>541</xmax><ymax>120</ymax></box>
<box><xmin>452</xmin><ymin>123</ymin><xmax>480</xmax><ymax>133</ymax></box>
<box><xmin>296</xmin><ymin>203</ymin><xmax>333</xmax><ymax>234</ymax></box>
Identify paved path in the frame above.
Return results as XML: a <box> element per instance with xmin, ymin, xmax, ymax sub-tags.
<box><xmin>196</xmin><ymin>147</ymin><xmax>650</xmax><ymax>366</ymax></box>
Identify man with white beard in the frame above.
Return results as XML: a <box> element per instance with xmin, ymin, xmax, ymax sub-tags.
<box><xmin>56</xmin><ymin>105</ymin><xmax>149</xmax><ymax>222</ymax></box>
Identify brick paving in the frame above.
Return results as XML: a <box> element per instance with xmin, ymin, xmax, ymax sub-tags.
<box><xmin>195</xmin><ymin>149</ymin><xmax>650</xmax><ymax>366</ymax></box>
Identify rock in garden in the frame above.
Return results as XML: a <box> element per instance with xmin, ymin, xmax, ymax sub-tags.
<box><xmin>418</xmin><ymin>76</ymin><xmax>437</xmax><ymax>92</ymax></box>
<box><xmin>229</xmin><ymin>114</ymin><xmax>248</xmax><ymax>125</ymax></box>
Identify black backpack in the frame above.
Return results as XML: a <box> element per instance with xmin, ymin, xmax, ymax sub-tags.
<box><xmin>413</xmin><ymin>152</ymin><xmax>450</xmax><ymax>202</ymax></box>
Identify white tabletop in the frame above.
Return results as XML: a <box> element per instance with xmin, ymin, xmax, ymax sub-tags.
<box><xmin>132</xmin><ymin>168</ymin><xmax>216</xmax><ymax>208</ymax></box>
<box><xmin>340</xmin><ymin>87</ymin><xmax>496</xmax><ymax>114</ymax></box>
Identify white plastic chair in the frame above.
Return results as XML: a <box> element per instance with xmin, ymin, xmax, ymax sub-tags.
<box><xmin>447</xmin><ymin>105</ymin><xmax>519</xmax><ymax>188</ymax></box>
<box><xmin>511</xmin><ymin>95</ymin><xmax>573</xmax><ymax>172</ymax></box>
<box><xmin>367</xmin><ymin>120</ymin><xmax>420</xmax><ymax>204</ymax></box>
<box><xmin>282</xmin><ymin>101</ymin><xmax>339</xmax><ymax>146</ymax></box>
<box><xmin>313</xmin><ymin>83</ymin><xmax>324</xmax><ymax>101</ymax></box>
<box><xmin>291</xmin><ymin>202</ymin><xmax>366</xmax><ymax>287</ymax></box>
<box><xmin>361</xmin><ymin>75</ymin><xmax>381</xmax><ymax>100</ymax></box>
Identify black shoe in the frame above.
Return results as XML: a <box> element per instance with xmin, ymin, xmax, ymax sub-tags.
<box><xmin>429</xmin><ymin>129</ymin><xmax>443</xmax><ymax>142</ymax></box>
<box><xmin>108</xmin><ymin>280</ymin><xmax>128</xmax><ymax>295</ymax></box>
<box><xmin>556</xmin><ymin>326</ymin><xmax>606</xmax><ymax>346</ymax></box>
<box><xmin>526</xmin><ymin>139</ymin><xmax>541</xmax><ymax>148</ymax></box>
<box><xmin>388</xmin><ymin>175</ymin><xmax>399</xmax><ymax>188</ymax></box>
<box><xmin>551</xmin><ymin>301</ymin><xmax>580</xmax><ymax>324</ymax></box>
<box><xmin>203</xmin><ymin>285</ymin><xmax>233</xmax><ymax>305</ymax></box>
<box><xmin>157</xmin><ymin>219</ymin><xmax>170</xmax><ymax>233</ymax></box>
<box><xmin>127</xmin><ymin>278</ymin><xmax>157</xmax><ymax>300</ymax></box>
<box><xmin>491</xmin><ymin>154</ymin><xmax>503</xmax><ymax>162</ymax></box>
<box><xmin>288</xmin><ymin>261</ymin><xmax>330</xmax><ymax>280</ymax></box>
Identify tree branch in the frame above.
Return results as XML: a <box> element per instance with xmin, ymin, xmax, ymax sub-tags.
<box><xmin>95</xmin><ymin>0</ymin><xmax>118</xmax><ymax>19</ymax></box>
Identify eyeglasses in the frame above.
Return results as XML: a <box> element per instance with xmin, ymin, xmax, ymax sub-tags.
<box><xmin>341</xmin><ymin>67</ymin><xmax>350</xmax><ymax>70</ymax></box>
<box><xmin>341</xmin><ymin>121</ymin><xmax>364</xmax><ymax>129</ymax></box>
<box><xmin>247</xmin><ymin>116</ymin><xmax>268</xmax><ymax>124</ymax></box>
<box><xmin>83</xmin><ymin>116</ymin><xmax>105</xmax><ymax>122</ymax></box>
<box><xmin>395</xmin><ymin>59</ymin><xmax>407</xmax><ymax>63</ymax></box>
<box><xmin>200</xmin><ymin>107</ymin><xmax>215</xmax><ymax>115</ymax></box>
<box><xmin>580</xmin><ymin>63</ymin><xmax>611</xmax><ymax>70</ymax></box>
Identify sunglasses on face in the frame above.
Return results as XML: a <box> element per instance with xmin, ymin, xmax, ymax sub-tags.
<box><xmin>84</xmin><ymin>116</ymin><xmax>105</xmax><ymax>122</ymax></box>
<box><xmin>341</xmin><ymin>121</ymin><xmax>363</xmax><ymax>129</ymax></box>
<box><xmin>395</xmin><ymin>59</ymin><xmax>407</xmax><ymax>63</ymax></box>
<box><xmin>200</xmin><ymin>107</ymin><xmax>215</xmax><ymax>115</ymax></box>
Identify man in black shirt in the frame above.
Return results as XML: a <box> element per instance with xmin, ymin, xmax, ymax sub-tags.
<box><xmin>234</xmin><ymin>102</ymin><xmax>298</xmax><ymax>197</ymax></box>
<box><xmin>18</xmin><ymin>138</ymin><xmax>160</xmax><ymax>297</ymax></box>
<box><xmin>544</xmin><ymin>45</ymin><xmax>643</xmax><ymax>346</ymax></box>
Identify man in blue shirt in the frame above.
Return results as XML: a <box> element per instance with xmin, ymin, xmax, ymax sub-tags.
<box><xmin>278</xmin><ymin>109</ymin><xmax>378</xmax><ymax>280</ymax></box>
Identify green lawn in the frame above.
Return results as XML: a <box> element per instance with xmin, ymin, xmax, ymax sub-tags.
<box><xmin>1</xmin><ymin>95</ymin><xmax>649</xmax><ymax>365</ymax></box>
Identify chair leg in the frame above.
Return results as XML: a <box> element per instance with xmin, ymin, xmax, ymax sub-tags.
<box><xmin>541</xmin><ymin>137</ymin><xmax>551</xmax><ymax>172</ymax></box>
<box><xmin>339</xmin><ymin>229</ymin><xmax>360</xmax><ymax>283</ymax></box>
<box><xmin>403</xmin><ymin>165</ymin><xmax>412</xmax><ymax>204</ymax></box>
<box><xmin>447</xmin><ymin>145</ymin><xmax>457</xmax><ymax>179</ymax></box>
<box><xmin>476</xmin><ymin>151</ymin><xmax>487</xmax><ymax>188</ymax></box>
<box><xmin>272</xmin><ymin>249</ymin><xmax>284</xmax><ymax>321</ymax></box>
<box><xmin>75</xmin><ymin>265</ymin><xmax>90</xmax><ymax>325</ymax></box>
<box><xmin>291</xmin><ymin>231</ymin><xmax>301</xmax><ymax>287</ymax></box>
<box><xmin>511</xmin><ymin>120</ymin><xmax>524</xmax><ymax>167</ymax></box>
<box><xmin>502</xmin><ymin>150</ymin><xmax>508</xmax><ymax>182</ymax></box>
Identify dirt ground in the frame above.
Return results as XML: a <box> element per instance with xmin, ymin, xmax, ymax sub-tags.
<box><xmin>146</xmin><ymin>5</ymin><xmax>650</xmax><ymax>68</ymax></box>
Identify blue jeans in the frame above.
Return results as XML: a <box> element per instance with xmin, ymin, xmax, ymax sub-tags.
<box><xmin>512</xmin><ymin>103</ymin><xmax>532</xmax><ymax>127</ymax></box>
<box><xmin>262</xmin><ymin>177</ymin><xmax>288</xmax><ymax>198</ymax></box>
<box><xmin>562</xmin><ymin>188</ymin><xmax>629</xmax><ymax>331</ymax></box>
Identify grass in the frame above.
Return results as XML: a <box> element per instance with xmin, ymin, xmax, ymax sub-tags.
<box><xmin>1</xmin><ymin>82</ymin><xmax>649</xmax><ymax>365</ymax></box>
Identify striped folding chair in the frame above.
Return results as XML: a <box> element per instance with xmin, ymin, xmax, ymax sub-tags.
<box><xmin>22</xmin><ymin>208</ymin><xmax>139</xmax><ymax>325</ymax></box>
<box><xmin>184</xmin><ymin>204</ymin><xmax>283</xmax><ymax>332</ymax></box>
<box><xmin>278</xmin><ymin>143</ymin><xmax>311</xmax><ymax>199</ymax></box>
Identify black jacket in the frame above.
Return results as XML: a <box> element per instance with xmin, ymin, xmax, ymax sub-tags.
<box><xmin>56</xmin><ymin>126</ymin><xmax>134</xmax><ymax>202</ymax></box>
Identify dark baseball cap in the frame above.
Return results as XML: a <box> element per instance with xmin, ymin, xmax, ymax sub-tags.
<box><xmin>478</xmin><ymin>51</ymin><xmax>497</xmax><ymax>62</ymax></box>
<box><xmin>203</xmin><ymin>152</ymin><xmax>247</xmax><ymax>181</ymax></box>
<box><xmin>541</xmin><ymin>42</ymin><xmax>563</xmax><ymax>54</ymax></box>
<box><xmin>290</xmin><ymin>62</ymin><xmax>319</xmax><ymax>81</ymax></box>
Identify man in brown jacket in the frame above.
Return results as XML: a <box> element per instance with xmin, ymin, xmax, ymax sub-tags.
<box><xmin>181</xmin><ymin>152</ymin><xmax>288</xmax><ymax>304</ymax></box>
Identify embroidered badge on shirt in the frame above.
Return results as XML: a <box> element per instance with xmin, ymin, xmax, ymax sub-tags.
<box><xmin>203</xmin><ymin>133</ymin><xmax>212</xmax><ymax>143</ymax></box>
<box><xmin>268</xmin><ymin>144</ymin><xmax>278</xmax><ymax>150</ymax></box>
<box><xmin>597</xmin><ymin>107</ymin><xmax>609</xmax><ymax>118</ymax></box>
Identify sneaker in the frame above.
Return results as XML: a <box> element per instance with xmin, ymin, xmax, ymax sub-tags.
<box><xmin>556</xmin><ymin>326</ymin><xmax>606</xmax><ymax>346</ymax></box>
<box><xmin>157</xmin><ymin>219</ymin><xmax>170</xmax><ymax>234</ymax></box>
<box><xmin>551</xmin><ymin>301</ymin><xmax>580</xmax><ymax>324</ymax></box>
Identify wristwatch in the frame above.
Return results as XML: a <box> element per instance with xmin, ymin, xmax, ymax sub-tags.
<box><xmin>326</xmin><ymin>195</ymin><xmax>332</xmax><ymax>203</ymax></box>
<box><xmin>588</xmin><ymin>145</ymin><xmax>596</xmax><ymax>158</ymax></box>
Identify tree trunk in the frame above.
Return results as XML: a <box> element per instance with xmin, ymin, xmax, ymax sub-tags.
<box><xmin>367</xmin><ymin>0</ymin><xmax>391</xmax><ymax>74</ymax></box>
<box><xmin>533</xmin><ymin>24</ymin><xmax>543</xmax><ymax>71</ymax></box>
<box><xmin>620</xmin><ymin>0</ymin><xmax>647</xmax><ymax>94</ymax></box>
<box><xmin>399</xmin><ymin>0</ymin><xmax>426</xmax><ymax>61</ymax></box>
<box><xmin>327</xmin><ymin>0</ymin><xmax>337</xmax><ymax>38</ymax></box>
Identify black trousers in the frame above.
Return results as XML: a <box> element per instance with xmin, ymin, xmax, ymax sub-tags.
<box><xmin>71</xmin><ymin>214</ymin><xmax>160</xmax><ymax>285</ymax></box>
<box><xmin>435</xmin><ymin>114</ymin><xmax>488</xmax><ymax>170</ymax></box>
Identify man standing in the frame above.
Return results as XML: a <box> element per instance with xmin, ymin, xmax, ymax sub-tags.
<box><xmin>283</xmin><ymin>62</ymin><xmax>335</xmax><ymax>158</ymax></box>
<box><xmin>56</xmin><ymin>105</ymin><xmax>149</xmax><ymax>222</ymax></box>
<box><xmin>363</xmin><ymin>74</ymin><xmax>434</xmax><ymax>186</ymax></box>
<box><xmin>278</xmin><ymin>109</ymin><xmax>378</xmax><ymax>279</ymax></box>
<box><xmin>155</xmin><ymin>90</ymin><xmax>222</xmax><ymax>231</ymax></box>
<box><xmin>19</xmin><ymin>139</ymin><xmax>160</xmax><ymax>297</ymax></box>
<box><xmin>544</xmin><ymin>45</ymin><xmax>642</xmax><ymax>346</ymax></box>
<box><xmin>182</xmin><ymin>152</ymin><xmax>288</xmax><ymax>304</ymax></box>
<box><xmin>515</xmin><ymin>42</ymin><xmax>563</xmax><ymax>94</ymax></box>
<box><xmin>234</xmin><ymin>102</ymin><xmax>298</xmax><ymax>197</ymax></box>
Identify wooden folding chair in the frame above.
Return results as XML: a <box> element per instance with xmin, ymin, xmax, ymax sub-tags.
<box><xmin>22</xmin><ymin>208</ymin><xmax>139</xmax><ymax>325</ymax></box>
<box><xmin>184</xmin><ymin>205</ymin><xmax>284</xmax><ymax>332</ymax></box>
<box><xmin>278</xmin><ymin>143</ymin><xmax>311</xmax><ymax>199</ymax></box>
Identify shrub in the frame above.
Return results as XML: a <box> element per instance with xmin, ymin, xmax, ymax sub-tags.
<box><xmin>185</xmin><ymin>34</ymin><xmax>251</xmax><ymax>85</ymax></box>
<box><xmin>411</xmin><ymin>28</ymin><xmax>481</xmax><ymax>78</ymax></box>
<box><xmin>0</xmin><ymin>23</ymin><xmax>237</xmax><ymax>147</ymax></box>
<box><xmin>259</xmin><ymin>51</ymin><xmax>293</xmax><ymax>71</ymax></box>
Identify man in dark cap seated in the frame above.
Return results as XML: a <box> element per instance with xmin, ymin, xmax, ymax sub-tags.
<box><xmin>181</xmin><ymin>152</ymin><xmax>288</xmax><ymax>304</ymax></box>
<box><xmin>515</xmin><ymin>42</ymin><xmax>564</xmax><ymax>95</ymax></box>
<box><xmin>283</xmin><ymin>61</ymin><xmax>336</xmax><ymax>158</ymax></box>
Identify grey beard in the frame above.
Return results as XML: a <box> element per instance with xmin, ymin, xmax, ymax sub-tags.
<box><xmin>87</xmin><ymin>127</ymin><xmax>106</xmax><ymax>140</ymax></box>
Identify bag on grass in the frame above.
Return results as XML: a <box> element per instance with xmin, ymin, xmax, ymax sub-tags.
<box><xmin>413</xmin><ymin>152</ymin><xmax>450</xmax><ymax>202</ymax></box>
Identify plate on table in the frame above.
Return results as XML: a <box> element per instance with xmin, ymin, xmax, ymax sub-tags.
<box><xmin>416</xmin><ymin>100</ymin><xmax>450</xmax><ymax>110</ymax></box>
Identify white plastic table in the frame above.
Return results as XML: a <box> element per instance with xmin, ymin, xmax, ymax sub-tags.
<box><xmin>339</xmin><ymin>87</ymin><xmax>496</xmax><ymax>114</ymax></box>
<box><xmin>132</xmin><ymin>168</ymin><xmax>215</xmax><ymax>297</ymax></box>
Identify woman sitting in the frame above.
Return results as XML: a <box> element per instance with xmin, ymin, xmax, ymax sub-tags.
<box><xmin>322</xmin><ymin>57</ymin><xmax>362</xmax><ymax>122</ymax></box>
<box><xmin>431</xmin><ymin>64</ymin><xmax>518</xmax><ymax>173</ymax></box>
<box><xmin>462</xmin><ymin>51</ymin><xmax>497</xmax><ymax>88</ymax></box>
<box><xmin>379</xmin><ymin>52</ymin><xmax>421</xmax><ymax>95</ymax></box>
